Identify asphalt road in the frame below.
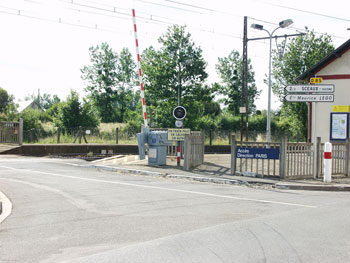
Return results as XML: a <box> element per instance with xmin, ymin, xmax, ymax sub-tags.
<box><xmin>1</xmin><ymin>156</ymin><xmax>350</xmax><ymax>263</ymax></box>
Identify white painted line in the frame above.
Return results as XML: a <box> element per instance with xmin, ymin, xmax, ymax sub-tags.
<box><xmin>0</xmin><ymin>166</ymin><xmax>316</xmax><ymax>208</ymax></box>
<box><xmin>0</xmin><ymin>190</ymin><xmax>12</xmax><ymax>224</ymax></box>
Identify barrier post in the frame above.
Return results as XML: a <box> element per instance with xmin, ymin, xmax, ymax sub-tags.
<box><xmin>231</xmin><ymin>134</ymin><xmax>236</xmax><ymax>176</ymax></box>
<box><xmin>279</xmin><ymin>136</ymin><xmax>287</xmax><ymax>179</ymax></box>
<box><xmin>19</xmin><ymin>118</ymin><xmax>23</xmax><ymax>145</ymax></box>
<box><xmin>346</xmin><ymin>138</ymin><xmax>349</xmax><ymax>177</ymax></box>
<box><xmin>324</xmin><ymin>142</ymin><xmax>332</xmax><ymax>183</ymax></box>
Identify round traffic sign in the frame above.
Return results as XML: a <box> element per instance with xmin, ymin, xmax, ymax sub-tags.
<box><xmin>173</xmin><ymin>106</ymin><xmax>187</xmax><ymax>120</ymax></box>
<box><xmin>175</xmin><ymin>120</ymin><xmax>183</xmax><ymax>128</ymax></box>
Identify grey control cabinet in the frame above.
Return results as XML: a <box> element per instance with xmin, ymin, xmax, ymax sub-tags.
<box><xmin>147</xmin><ymin>131</ymin><xmax>172</xmax><ymax>166</ymax></box>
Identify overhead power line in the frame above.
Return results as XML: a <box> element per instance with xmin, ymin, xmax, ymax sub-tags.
<box><xmin>1</xmin><ymin>1</ymin><xmax>246</xmax><ymax>41</ymax></box>
<box><xmin>262</xmin><ymin>1</ymin><xmax>350</xmax><ymax>22</ymax></box>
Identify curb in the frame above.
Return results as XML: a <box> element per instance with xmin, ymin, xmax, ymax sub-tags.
<box><xmin>87</xmin><ymin>164</ymin><xmax>248</xmax><ymax>186</ymax></box>
<box><xmin>275</xmin><ymin>183</ymin><xmax>350</xmax><ymax>191</ymax></box>
<box><xmin>81</xmin><ymin>163</ymin><xmax>350</xmax><ymax>191</ymax></box>
<box><xmin>87</xmin><ymin>164</ymin><xmax>166</xmax><ymax>177</ymax></box>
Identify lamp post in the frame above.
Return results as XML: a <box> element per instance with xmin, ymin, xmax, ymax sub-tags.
<box><xmin>251</xmin><ymin>19</ymin><xmax>293</xmax><ymax>143</ymax></box>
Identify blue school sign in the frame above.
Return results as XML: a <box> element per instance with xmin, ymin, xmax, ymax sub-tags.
<box><xmin>236</xmin><ymin>147</ymin><xmax>280</xmax><ymax>160</ymax></box>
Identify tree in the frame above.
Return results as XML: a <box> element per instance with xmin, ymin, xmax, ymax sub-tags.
<box><xmin>54</xmin><ymin>90</ymin><xmax>99</xmax><ymax>129</ymax></box>
<box><xmin>0</xmin><ymin>87</ymin><xmax>18</xmax><ymax>121</ymax></box>
<box><xmin>215</xmin><ymin>50</ymin><xmax>260</xmax><ymax>115</ymax></box>
<box><xmin>142</xmin><ymin>25</ymin><xmax>208</xmax><ymax>104</ymax></box>
<box><xmin>141</xmin><ymin>25</ymin><xmax>210</xmax><ymax>129</ymax></box>
<box><xmin>0</xmin><ymin>87</ymin><xmax>13</xmax><ymax>113</ymax></box>
<box><xmin>271</xmin><ymin>29</ymin><xmax>334</xmax><ymax>139</ymax></box>
<box><xmin>81</xmin><ymin>43</ymin><xmax>137</xmax><ymax>122</ymax></box>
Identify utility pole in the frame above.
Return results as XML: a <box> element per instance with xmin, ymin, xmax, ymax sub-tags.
<box><xmin>242</xmin><ymin>16</ymin><xmax>249</xmax><ymax>141</ymax></box>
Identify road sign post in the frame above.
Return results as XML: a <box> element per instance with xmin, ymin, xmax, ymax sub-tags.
<box><xmin>285</xmin><ymin>83</ymin><xmax>335</xmax><ymax>179</ymax></box>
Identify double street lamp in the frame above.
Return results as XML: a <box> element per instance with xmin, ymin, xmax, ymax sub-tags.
<box><xmin>251</xmin><ymin>19</ymin><xmax>293</xmax><ymax>143</ymax></box>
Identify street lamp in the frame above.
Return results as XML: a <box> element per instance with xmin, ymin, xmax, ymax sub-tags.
<box><xmin>251</xmin><ymin>19</ymin><xmax>293</xmax><ymax>143</ymax></box>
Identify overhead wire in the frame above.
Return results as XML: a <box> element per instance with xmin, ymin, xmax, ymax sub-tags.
<box><xmin>145</xmin><ymin>0</ymin><xmax>348</xmax><ymax>41</ymax></box>
<box><xmin>4</xmin><ymin>0</ymin><xmax>247</xmax><ymax>41</ymax></box>
<box><xmin>262</xmin><ymin>1</ymin><xmax>350</xmax><ymax>22</ymax></box>
<box><xmin>0</xmin><ymin>5</ymin><xmax>242</xmax><ymax>55</ymax></box>
<box><xmin>1</xmin><ymin>0</ymin><xmax>346</xmax><ymax>52</ymax></box>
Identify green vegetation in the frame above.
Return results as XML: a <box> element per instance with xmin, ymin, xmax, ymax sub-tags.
<box><xmin>271</xmin><ymin>28</ymin><xmax>334</xmax><ymax>140</ymax></box>
<box><xmin>215</xmin><ymin>50</ymin><xmax>260</xmax><ymax>115</ymax></box>
<box><xmin>0</xmin><ymin>26</ymin><xmax>335</xmax><ymax>144</ymax></box>
<box><xmin>81</xmin><ymin>44</ymin><xmax>138</xmax><ymax>123</ymax></box>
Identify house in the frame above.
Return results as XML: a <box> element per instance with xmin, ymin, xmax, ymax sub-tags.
<box><xmin>297</xmin><ymin>39</ymin><xmax>350</xmax><ymax>143</ymax></box>
<box><xmin>23</xmin><ymin>100</ymin><xmax>43</xmax><ymax>111</ymax></box>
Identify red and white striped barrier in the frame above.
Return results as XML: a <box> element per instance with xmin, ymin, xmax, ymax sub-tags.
<box><xmin>177</xmin><ymin>145</ymin><xmax>181</xmax><ymax>165</ymax></box>
<box><xmin>132</xmin><ymin>9</ymin><xmax>148</xmax><ymax>128</ymax></box>
<box><xmin>324</xmin><ymin>142</ymin><xmax>332</xmax><ymax>183</ymax></box>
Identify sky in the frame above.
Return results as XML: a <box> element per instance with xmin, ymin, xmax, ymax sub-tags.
<box><xmin>0</xmin><ymin>0</ymin><xmax>349</xmax><ymax>111</ymax></box>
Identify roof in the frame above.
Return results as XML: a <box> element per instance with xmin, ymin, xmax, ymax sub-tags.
<box><xmin>20</xmin><ymin>100</ymin><xmax>43</xmax><ymax>112</ymax></box>
<box><xmin>297</xmin><ymin>39</ymin><xmax>350</xmax><ymax>81</ymax></box>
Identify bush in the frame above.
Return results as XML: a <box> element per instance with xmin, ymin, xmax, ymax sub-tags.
<box><xmin>19</xmin><ymin>109</ymin><xmax>42</xmax><ymax>131</ymax></box>
<box><xmin>218</xmin><ymin>113</ymin><xmax>241</xmax><ymax>131</ymax></box>
<box><xmin>121</xmin><ymin>119</ymin><xmax>140</xmax><ymax>138</ymax></box>
<box><xmin>54</xmin><ymin>90</ymin><xmax>100</xmax><ymax>129</ymax></box>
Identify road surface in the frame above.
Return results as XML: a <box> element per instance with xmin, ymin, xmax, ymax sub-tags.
<box><xmin>0</xmin><ymin>156</ymin><xmax>350</xmax><ymax>262</ymax></box>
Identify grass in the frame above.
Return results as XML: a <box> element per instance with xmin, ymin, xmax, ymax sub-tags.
<box><xmin>26</xmin><ymin>122</ymin><xmax>284</xmax><ymax>145</ymax></box>
<box><xmin>24</xmin><ymin>122</ymin><xmax>138</xmax><ymax>144</ymax></box>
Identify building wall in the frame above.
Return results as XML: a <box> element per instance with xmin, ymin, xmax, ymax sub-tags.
<box><xmin>314</xmin><ymin>51</ymin><xmax>350</xmax><ymax>143</ymax></box>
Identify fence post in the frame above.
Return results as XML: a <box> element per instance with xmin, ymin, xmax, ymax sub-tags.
<box><xmin>231</xmin><ymin>134</ymin><xmax>236</xmax><ymax>176</ymax></box>
<box><xmin>78</xmin><ymin>127</ymin><xmax>82</xmax><ymax>144</ymax></box>
<box><xmin>209</xmin><ymin>130</ymin><xmax>212</xmax><ymax>146</ymax></box>
<box><xmin>18</xmin><ymin>118</ymin><xmax>23</xmax><ymax>145</ymax></box>
<box><xmin>57</xmin><ymin>128</ymin><xmax>61</xmax><ymax>144</ymax></box>
<box><xmin>116</xmin><ymin>128</ymin><xmax>119</xmax><ymax>144</ymax></box>
<box><xmin>201</xmin><ymin>130</ymin><xmax>205</xmax><ymax>164</ymax></box>
<box><xmin>184</xmin><ymin>134</ymin><xmax>191</xmax><ymax>171</ymax></box>
<box><xmin>279</xmin><ymin>136</ymin><xmax>287</xmax><ymax>179</ymax></box>
<box><xmin>316</xmin><ymin>137</ymin><xmax>321</xmax><ymax>178</ymax></box>
<box><xmin>346</xmin><ymin>138</ymin><xmax>349</xmax><ymax>177</ymax></box>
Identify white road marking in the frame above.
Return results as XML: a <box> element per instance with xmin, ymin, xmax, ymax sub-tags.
<box><xmin>0</xmin><ymin>190</ymin><xmax>12</xmax><ymax>224</ymax></box>
<box><xmin>0</xmin><ymin>165</ymin><xmax>316</xmax><ymax>208</ymax></box>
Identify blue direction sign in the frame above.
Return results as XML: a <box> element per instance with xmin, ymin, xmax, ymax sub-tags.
<box><xmin>236</xmin><ymin>147</ymin><xmax>280</xmax><ymax>160</ymax></box>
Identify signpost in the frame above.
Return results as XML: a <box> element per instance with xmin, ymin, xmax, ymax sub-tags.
<box><xmin>284</xmin><ymin>82</ymin><xmax>335</xmax><ymax>179</ymax></box>
<box><xmin>168</xmin><ymin>128</ymin><xmax>191</xmax><ymax>141</ymax></box>
<box><xmin>239</xmin><ymin>107</ymin><xmax>246</xmax><ymax>114</ymax></box>
<box><xmin>285</xmin><ymin>94</ymin><xmax>334</xmax><ymax>102</ymax></box>
<box><xmin>236</xmin><ymin>147</ymin><xmax>279</xmax><ymax>160</ymax></box>
<box><xmin>285</xmin><ymin>84</ymin><xmax>334</xmax><ymax>93</ymax></box>
<box><xmin>309</xmin><ymin>77</ymin><xmax>323</xmax><ymax>84</ymax></box>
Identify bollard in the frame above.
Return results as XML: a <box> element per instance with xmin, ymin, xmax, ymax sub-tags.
<box><xmin>324</xmin><ymin>142</ymin><xmax>332</xmax><ymax>183</ymax></box>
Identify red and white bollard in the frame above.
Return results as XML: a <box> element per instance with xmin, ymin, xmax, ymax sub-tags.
<box><xmin>177</xmin><ymin>144</ymin><xmax>181</xmax><ymax>167</ymax></box>
<box><xmin>324</xmin><ymin>142</ymin><xmax>332</xmax><ymax>183</ymax></box>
